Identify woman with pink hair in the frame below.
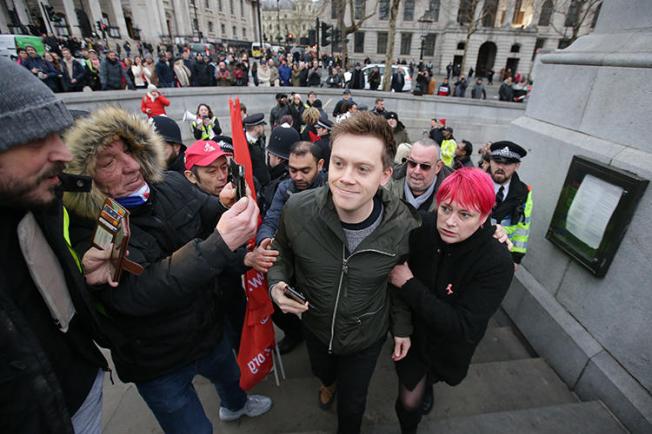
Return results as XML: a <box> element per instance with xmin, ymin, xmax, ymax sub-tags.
<box><xmin>389</xmin><ymin>168</ymin><xmax>515</xmax><ymax>433</ymax></box>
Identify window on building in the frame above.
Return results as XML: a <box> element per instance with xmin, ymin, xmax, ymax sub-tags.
<box><xmin>241</xmin><ymin>0</ymin><xmax>244</xmax><ymax>15</ymax></box>
<box><xmin>205</xmin><ymin>0</ymin><xmax>210</xmax><ymax>8</ymax></box>
<box><xmin>423</xmin><ymin>33</ymin><xmax>436</xmax><ymax>57</ymax></box>
<box><xmin>243</xmin><ymin>27</ymin><xmax>246</xmax><ymax>38</ymax></box>
<box><xmin>532</xmin><ymin>37</ymin><xmax>545</xmax><ymax>60</ymax></box>
<box><xmin>565</xmin><ymin>0</ymin><xmax>581</xmax><ymax>27</ymax></box>
<box><xmin>354</xmin><ymin>0</ymin><xmax>366</xmax><ymax>20</ymax></box>
<box><xmin>400</xmin><ymin>33</ymin><xmax>412</xmax><ymax>56</ymax></box>
<box><xmin>457</xmin><ymin>41</ymin><xmax>465</xmax><ymax>50</ymax></box>
<box><xmin>538</xmin><ymin>0</ymin><xmax>553</xmax><ymax>26</ymax></box>
<box><xmin>221</xmin><ymin>23</ymin><xmax>226</xmax><ymax>34</ymax></box>
<box><xmin>229</xmin><ymin>0</ymin><xmax>234</xmax><ymax>15</ymax></box>
<box><xmin>511</xmin><ymin>43</ymin><xmax>520</xmax><ymax>53</ymax></box>
<box><xmin>403</xmin><ymin>0</ymin><xmax>415</xmax><ymax>21</ymax></box>
<box><xmin>558</xmin><ymin>38</ymin><xmax>572</xmax><ymax>49</ymax></box>
<box><xmin>428</xmin><ymin>0</ymin><xmax>440</xmax><ymax>21</ymax></box>
<box><xmin>233</xmin><ymin>25</ymin><xmax>237</xmax><ymax>37</ymax></box>
<box><xmin>354</xmin><ymin>31</ymin><xmax>365</xmax><ymax>53</ymax></box>
<box><xmin>591</xmin><ymin>2</ymin><xmax>601</xmax><ymax>28</ymax></box>
<box><xmin>331</xmin><ymin>1</ymin><xmax>337</xmax><ymax>19</ymax></box>
<box><xmin>218</xmin><ymin>0</ymin><xmax>223</xmax><ymax>12</ymax></box>
<box><xmin>379</xmin><ymin>0</ymin><xmax>389</xmax><ymax>20</ymax></box>
<box><xmin>457</xmin><ymin>0</ymin><xmax>473</xmax><ymax>24</ymax></box>
<box><xmin>482</xmin><ymin>0</ymin><xmax>498</xmax><ymax>27</ymax></box>
<box><xmin>377</xmin><ymin>31</ymin><xmax>388</xmax><ymax>54</ymax></box>
<box><xmin>209</xmin><ymin>21</ymin><xmax>214</xmax><ymax>33</ymax></box>
<box><xmin>512</xmin><ymin>0</ymin><xmax>525</xmax><ymax>25</ymax></box>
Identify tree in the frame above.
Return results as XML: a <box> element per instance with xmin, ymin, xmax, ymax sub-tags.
<box><xmin>456</xmin><ymin>0</ymin><xmax>491</xmax><ymax>78</ymax></box>
<box><xmin>329</xmin><ymin>0</ymin><xmax>378</xmax><ymax>68</ymax></box>
<box><xmin>382</xmin><ymin>0</ymin><xmax>401</xmax><ymax>91</ymax></box>
<box><xmin>547</xmin><ymin>0</ymin><xmax>602</xmax><ymax>44</ymax></box>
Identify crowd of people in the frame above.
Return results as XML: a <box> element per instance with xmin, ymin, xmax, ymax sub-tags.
<box><xmin>1</xmin><ymin>43</ymin><xmax>535</xmax><ymax>434</ymax></box>
<box><xmin>14</xmin><ymin>33</ymin><xmax>531</xmax><ymax>103</ymax></box>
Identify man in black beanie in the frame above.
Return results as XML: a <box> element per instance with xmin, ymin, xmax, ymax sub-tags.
<box><xmin>0</xmin><ymin>57</ymin><xmax>112</xmax><ymax>433</ymax></box>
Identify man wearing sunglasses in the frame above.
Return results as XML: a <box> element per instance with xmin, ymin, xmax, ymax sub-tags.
<box><xmin>387</xmin><ymin>138</ymin><xmax>452</xmax><ymax>214</ymax></box>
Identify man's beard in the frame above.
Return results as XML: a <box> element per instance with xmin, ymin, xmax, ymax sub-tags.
<box><xmin>0</xmin><ymin>162</ymin><xmax>65</xmax><ymax>209</ymax></box>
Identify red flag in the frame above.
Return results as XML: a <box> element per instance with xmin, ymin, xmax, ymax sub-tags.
<box><xmin>229</xmin><ymin>98</ymin><xmax>276</xmax><ymax>390</ymax></box>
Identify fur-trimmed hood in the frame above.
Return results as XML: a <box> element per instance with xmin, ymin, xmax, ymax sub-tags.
<box><xmin>63</xmin><ymin>106</ymin><xmax>166</xmax><ymax>220</ymax></box>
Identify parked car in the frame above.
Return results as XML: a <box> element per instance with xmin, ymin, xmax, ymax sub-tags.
<box><xmin>344</xmin><ymin>64</ymin><xmax>413</xmax><ymax>92</ymax></box>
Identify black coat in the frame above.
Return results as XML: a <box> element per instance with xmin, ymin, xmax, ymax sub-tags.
<box><xmin>0</xmin><ymin>202</ymin><xmax>108</xmax><ymax>434</ymax></box>
<box><xmin>395</xmin><ymin>213</ymin><xmax>514</xmax><ymax>385</ymax></box>
<box><xmin>191</xmin><ymin>61</ymin><xmax>213</xmax><ymax>86</ymax></box>
<box><xmin>68</xmin><ymin>172</ymin><xmax>245</xmax><ymax>383</ymax></box>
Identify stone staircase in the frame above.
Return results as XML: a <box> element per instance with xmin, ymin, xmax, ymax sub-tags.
<box><xmin>102</xmin><ymin>310</ymin><xmax>627</xmax><ymax>433</ymax></box>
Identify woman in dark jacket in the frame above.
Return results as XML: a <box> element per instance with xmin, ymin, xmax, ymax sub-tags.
<box><xmin>389</xmin><ymin>168</ymin><xmax>515</xmax><ymax>434</ymax></box>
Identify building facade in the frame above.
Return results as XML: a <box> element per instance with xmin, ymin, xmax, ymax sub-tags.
<box><xmin>314</xmin><ymin>0</ymin><xmax>600</xmax><ymax>77</ymax></box>
<box><xmin>0</xmin><ymin>0</ymin><xmax>262</xmax><ymax>46</ymax></box>
<box><xmin>260</xmin><ymin>0</ymin><xmax>320</xmax><ymax>45</ymax></box>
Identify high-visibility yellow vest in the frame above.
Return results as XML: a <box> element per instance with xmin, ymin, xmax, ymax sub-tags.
<box><xmin>497</xmin><ymin>189</ymin><xmax>533</xmax><ymax>257</ymax></box>
<box><xmin>441</xmin><ymin>139</ymin><xmax>457</xmax><ymax>168</ymax></box>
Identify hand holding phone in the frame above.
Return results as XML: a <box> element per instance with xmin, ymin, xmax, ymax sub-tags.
<box><xmin>228</xmin><ymin>160</ymin><xmax>247</xmax><ymax>201</ymax></box>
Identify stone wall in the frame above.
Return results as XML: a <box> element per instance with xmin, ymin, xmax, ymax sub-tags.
<box><xmin>502</xmin><ymin>0</ymin><xmax>652</xmax><ymax>432</ymax></box>
<box><xmin>59</xmin><ymin>86</ymin><xmax>525</xmax><ymax>149</ymax></box>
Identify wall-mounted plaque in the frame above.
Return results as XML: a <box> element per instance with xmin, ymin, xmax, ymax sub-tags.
<box><xmin>546</xmin><ymin>156</ymin><xmax>648</xmax><ymax>277</ymax></box>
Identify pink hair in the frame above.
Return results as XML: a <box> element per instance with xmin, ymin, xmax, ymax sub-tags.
<box><xmin>436</xmin><ymin>168</ymin><xmax>495</xmax><ymax>216</ymax></box>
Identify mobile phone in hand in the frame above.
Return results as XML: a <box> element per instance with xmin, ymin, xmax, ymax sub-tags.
<box><xmin>228</xmin><ymin>160</ymin><xmax>246</xmax><ymax>200</ymax></box>
<box><xmin>284</xmin><ymin>285</ymin><xmax>307</xmax><ymax>304</ymax></box>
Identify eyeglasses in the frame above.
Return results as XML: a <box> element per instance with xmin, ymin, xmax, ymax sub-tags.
<box><xmin>406</xmin><ymin>159</ymin><xmax>434</xmax><ymax>171</ymax></box>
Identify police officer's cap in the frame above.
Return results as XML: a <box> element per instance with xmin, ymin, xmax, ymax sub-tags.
<box><xmin>316</xmin><ymin>116</ymin><xmax>333</xmax><ymax>131</ymax></box>
<box><xmin>490</xmin><ymin>141</ymin><xmax>527</xmax><ymax>163</ymax></box>
<box><xmin>151</xmin><ymin>116</ymin><xmax>184</xmax><ymax>147</ymax></box>
<box><xmin>214</xmin><ymin>135</ymin><xmax>233</xmax><ymax>155</ymax></box>
<box><xmin>243</xmin><ymin>113</ymin><xmax>266</xmax><ymax>127</ymax></box>
<box><xmin>267</xmin><ymin>126</ymin><xmax>300</xmax><ymax>160</ymax></box>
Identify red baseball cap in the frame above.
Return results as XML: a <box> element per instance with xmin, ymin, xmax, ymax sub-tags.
<box><xmin>184</xmin><ymin>140</ymin><xmax>227</xmax><ymax>171</ymax></box>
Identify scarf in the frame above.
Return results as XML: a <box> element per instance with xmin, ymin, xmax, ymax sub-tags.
<box><xmin>404</xmin><ymin>177</ymin><xmax>436</xmax><ymax>210</ymax></box>
<box><xmin>116</xmin><ymin>183</ymin><xmax>150</xmax><ymax>209</ymax></box>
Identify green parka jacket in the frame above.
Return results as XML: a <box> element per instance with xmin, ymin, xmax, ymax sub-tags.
<box><xmin>268</xmin><ymin>185</ymin><xmax>420</xmax><ymax>355</ymax></box>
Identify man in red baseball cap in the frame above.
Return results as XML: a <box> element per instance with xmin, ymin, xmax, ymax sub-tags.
<box><xmin>183</xmin><ymin>139</ymin><xmax>277</xmax><ymax>353</ymax></box>
<box><xmin>184</xmin><ymin>139</ymin><xmax>232</xmax><ymax>199</ymax></box>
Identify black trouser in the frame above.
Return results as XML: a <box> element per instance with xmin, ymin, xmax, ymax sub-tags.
<box><xmin>304</xmin><ymin>327</ymin><xmax>385</xmax><ymax>434</ymax></box>
<box><xmin>272</xmin><ymin>303</ymin><xmax>303</xmax><ymax>340</ymax></box>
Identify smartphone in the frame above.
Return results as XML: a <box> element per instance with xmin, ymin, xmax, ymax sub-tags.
<box><xmin>284</xmin><ymin>285</ymin><xmax>307</xmax><ymax>304</ymax></box>
<box><xmin>229</xmin><ymin>160</ymin><xmax>246</xmax><ymax>200</ymax></box>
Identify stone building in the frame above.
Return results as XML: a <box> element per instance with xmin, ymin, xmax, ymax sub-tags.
<box><xmin>0</xmin><ymin>0</ymin><xmax>262</xmax><ymax>46</ymax></box>
<box><xmin>260</xmin><ymin>0</ymin><xmax>320</xmax><ymax>44</ymax></box>
<box><xmin>310</xmin><ymin>0</ymin><xmax>600</xmax><ymax>77</ymax></box>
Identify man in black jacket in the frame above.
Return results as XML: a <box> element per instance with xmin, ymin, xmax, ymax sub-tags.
<box><xmin>63</xmin><ymin>107</ymin><xmax>272</xmax><ymax>434</ymax></box>
<box><xmin>0</xmin><ymin>57</ymin><xmax>110</xmax><ymax>434</ymax></box>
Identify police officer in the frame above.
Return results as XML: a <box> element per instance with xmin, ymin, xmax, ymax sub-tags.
<box><xmin>259</xmin><ymin>126</ymin><xmax>301</xmax><ymax>216</ymax></box>
<box><xmin>151</xmin><ymin>116</ymin><xmax>186</xmax><ymax>174</ymax></box>
<box><xmin>314</xmin><ymin>116</ymin><xmax>333</xmax><ymax>171</ymax></box>
<box><xmin>243</xmin><ymin>113</ymin><xmax>270</xmax><ymax>186</ymax></box>
<box><xmin>489</xmin><ymin>141</ymin><xmax>533</xmax><ymax>265</ymax></box>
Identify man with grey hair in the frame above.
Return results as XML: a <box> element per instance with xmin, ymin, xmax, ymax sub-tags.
<box><xmin>387</xmin><ymin>138</ymin><xmax>452</xmax><ymax>214</ymax></box>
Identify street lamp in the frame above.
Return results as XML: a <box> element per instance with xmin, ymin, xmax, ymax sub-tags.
<box><xmin>418</xmin><ymin>11</ymin><xmax>434</xmax><ymax>61</ymax></box>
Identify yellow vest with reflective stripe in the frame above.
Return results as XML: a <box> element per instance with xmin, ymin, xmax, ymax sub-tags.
<box><xmin>441</xmin><ymin>139</ymin><xmax>457</xmax><ymax>168</ymax></box>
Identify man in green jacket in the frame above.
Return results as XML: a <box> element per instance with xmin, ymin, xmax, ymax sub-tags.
<box><xmin>268</xmin><ymin>112</ymin><xmax>420</xmax><ymax>434</ymax></box>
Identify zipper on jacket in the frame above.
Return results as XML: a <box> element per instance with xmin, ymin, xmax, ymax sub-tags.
<box><xmin>328</xmin><ymin>245</ymin><xmax>347</xmax><ymax>353</ymax></box>
<box><xmin>327</xmin><ymin>246</ymin><xmax>396</xmax><ymax>353</ymax></box>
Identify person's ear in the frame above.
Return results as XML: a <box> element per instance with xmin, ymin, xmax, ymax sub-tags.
<box><xmin>317</xmin><ymin>159</ymin><xmax>324</xmax><ymax>171</ymax></box>
<box><xmin>184</xmin><ymin>170</ymin><xmax>197</xmax><ymax>185</ymax></box>
<box><xmin>380</xmin><ymin>164</ymin><xmax>393</xmax><ymax>187</ymax></box>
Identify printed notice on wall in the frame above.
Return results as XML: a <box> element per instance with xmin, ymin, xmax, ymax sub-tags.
<box><xmin>566</xmin><ymin>174</ymin><xmax>624</xmax><ymax>249</ymax></box>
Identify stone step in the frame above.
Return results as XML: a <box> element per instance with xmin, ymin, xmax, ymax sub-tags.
<box><xmin>103</xmin><ymin>357</ymin><xmax>576</xmax><ymax>434</ymax></box>
<box><xmin>278</xmin><ymin>326</ymin><xmax>533</xmax><ymax>380</ymax></box>
<box><xmin>367</xmin><ymin>401</ymin><xmax>627</xmax><ymax>434</ymax></box>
